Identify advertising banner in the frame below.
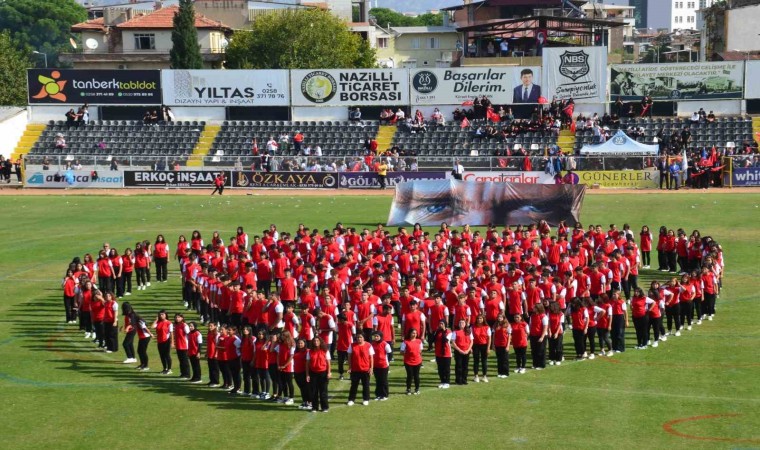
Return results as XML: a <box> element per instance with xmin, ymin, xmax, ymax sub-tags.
<box><xmin>233</xmin><ymin>171</ymin><xmax>338</xmax><ymax>189</ymax></box>
<box><xmin>27</xmin><ymin>69</ymin><xmax>161</xmax><ymax>104</ymax></box>
<box><xmin>24</xmin><ymin>168</ymin><xmax>124</xmax><ymax>188</ymax></box>
<box><xmin>290</xmin><ymin>69</ymin><xmax>409</xmax><ymax>106</ymax></box>
<box><xmin>731</xmin><ymin>167</ymin><xmax>760</xmax><ymax>186</ymax></box>
<box><xmin>161</xmin><ymin>70</ymin><xmax>289</xmax><ymax>106</ymax></box>
<box><xmin>339</xmin><ymin>171</ymin><xmax>447</xmax><ymax>189</ymax></box>
<box><xmin>610</xmin><ymin>62</ymin><xmax>744</xmax><ymax>101</ymax></box>
<box><xmin>542</xmin><ymin>47</ymin><xmax>607</xmax><ymax>103</ymax></box>
<box><xmin>565</xmin><ymin>170</ymin><xmax>659</xmax><ymax>188</ymax></box>
<box><xmin>409</xmin><ymin>67</ymin><xmax>542</xmax><ymax>105</ymax></box>
<box><xmin>744</xmin><ymin>61</ymin><xmax>760</xmax><ymax>99</ymax></box>
<box><xmin>124</xmin><ymin>170</ymin><xmax>231</xmax><ymax>188</ymax></box>
<box><xmin>388</xmin><ymin>179</ymin><xmax>586</xmax><ymax>226</ymax></box>
<box><xmin>461</xmin><ymin>171</ymin><xmax>555</xmax><ymax>184</ymax></box>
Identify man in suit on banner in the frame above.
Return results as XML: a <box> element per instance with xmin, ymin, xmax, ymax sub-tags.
<box><xmin>513</xmin><ymin>68</ymin><xmax>541</xmax><ymax>103</ymax></box>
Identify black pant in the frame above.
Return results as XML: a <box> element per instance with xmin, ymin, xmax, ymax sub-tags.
<box><xmin>632</xmin><ymin>316</ymin><xmax>648</xmax><ymax>347</ymax></box>
<box><xmin>80</xmin><ymin>311</ymin><xmax>92</xmax><ymax>332</ymax></box>
<box><xmin>93</xmin><ymin>320</ymin><xmax>105</xmax><ymax>348</ymax></box>
<box><xmin>529</xmin><ymin>336</ymin><xmax>546</xmax><ymax>368</ymax></box>
<box><xmin>348</xmin><ymin>371</ymin><xmax>370</xmax><ymax>402</ymax></box>
<box><xmin>666</xmin><ymin>305</ymin><xmax>681</xmax><ymax>332</ymax></box>
<box><xmin>337</xmin><ymin>350</ymin><xmax>349</xmax><ymax>376</ymax></box>
<box><xmin>472</xmin><ymin>344</ymin><xmax>488</xmax><ymax>376</ymax></box>
<box><xmin>123</xmin><ymin>331</ymin><xmax>136</xmax><ymax>359</ymax></box>
<box><xmin>104</xmin><ymin>322</ymin><xmax>118</xmax><ymax>352</ymax></box>
<box><xmin>64</xmin><ymin>295</ymin><xmax>76</xmax><ymax>322</ymax></box>
<box><xmin>257</xmin><ymin>367</ymin><xmax>270</xmax><ymax>393</ymax></box>
<box><xmin>177</xmin><ymin>349</ymin><xmax>190</xmax><ymax>378</ymax></box>
<box><xmin>586</xmin><ymin>327</ymin><xmax>597</xmax><ymax>354</ymax></box>
<box><xmin>642</xmin><ymin>251</ymin><xmax>650</xmax><ymax>267</ymax></box>
<box><xmin>373</xmin><ymin>367</ymin><xmax>389</xmax><ymax>398</ymax></box>
<box><xmin>659</xmin><ymin>171</ymin><xmax>668</xmax><ymax>189</ymax></box>
<box><xmin>98</xmin><ymin>276</ymin><xmax>113</xmax><ymax>294</ymax></box>
<box><xmin>229</xmin><ymin>358</ymin><xmax>241</xmax><ymax>392</ymax></box>
<box><xmin>649</xmin><ymin>316</ymin><xmax>662</xmax><ymax>342</ymax></box>
<box><xmin>404</xmin><ymin>364</ymin><xmax>421</xmax><ymax>391</ymax></box>
<box><xmin>219</xmin><ymin>361</ymin><xmax>231</xmax><ymax>386</ymax></box>
<box><xmin>154</xmin><ymin>257</ymin><xmax>168</xmax><ymax>281</ymax></box>
<box><xmin>666</xmin><ymin>252</ymin><xmax>677</xmax><ymax>272</ymax></box>
<box><xmin>310</xmin><ymin>371</ymin><xmax>329</xmax><ymax>411</ymax></box>
<box><xmin>123</xmin><ymin>271</ymin><xmax>133</xmax><ymax>294</ymax></box>
<box><xmin>137</xmin><ymin>337</ymin><xmax>151</xmax><ymax>367</ymax></box>
<box><xmin>269</xmin><ymin>364</ymin><xmax>280</xmax><ymax>396</ymax></box>
<box><xmin>257</xmin><ymin>280</ymin><xmax>271</xmax><ymax>298</ymax></box>
<box><xmin>158</xmin><ymin>341</ymin><xmax>172</xmax><ymax>371</ymax></box>
<box><xmin>597</xmin><ymin>328</ymin><xmax>612</xmax><ymax>352</ymax></box>
<box><xmin>495</xmin><ymin>347</ymin><xmax>510</xmax><ymax>375</ymax></box>
<box><xmin>454</xmin><ymin>352</ymin><xmax>470</xmax><ymax>384</ymax></box>
<box><xmin>677</xmin><ymin>256</ymin><xmax>688</xmax><ymax>274</ymax></box>
<box><xmin>207</xmin><ymin>358</ymin><xmax>220</xmax><ymax>385</ymax></box>
<box><xmin>378</xmin><ymin>174</ymin><xmax>387</xmax><ymax>189</ymax></box>
<box><xmin>572</xmin><ymin>329</ymin><xmax>586</xmax><ymax>356</ymax></box>
<box><xmin>280</xmin><ymin>371</ymin><xmax>294</xmax><ymax>399</ymax></box>
<box><xmin>295</xmin><ymin>372</ymin><xmax>310</xmax><ymax>404</ymax></box>
<box><xmin>436</xmin><ymin>356</ymin><xmax>451</xmax><ymax>384</ymax></box>
<box><xmin>211</xmin><ymin>185</ymin><xmax>224</xmax><ymax>195</ymax></box>
<box><xmin>657</xmin><ymin>250</ymin><xmax>667</xmax><ymax>271</ymax></box>
<box><xmin>611</xmin><ymin>315</ymin><xmax>626</xmax><ymax>352</ymax></box>
<box><xmin>703</xmin><ymin>292</ymin><xmax>716</xmax><ymax>316</ymax></box>
<box><xmin>114</xmin><ymin>274</ymin><xmax>124</xmax><ymax>297</ymax></box>
<box><xmin>242</xmin><ymin>361</ymin><xmax>254</xmax><ymax>393</ymax></box>
<box><xmin>680</xmin><ymin>302</ymin><xmax>693</xmax><ymax>327</ymax></box>
<box><xmin>514</xmin><ymin>347</ymin><xmax>527</xmax><ymax>369</ymax></box>
<box><xmin>136</xmin><ymin>267</ymin><xmax>147</xmax><ymax>287</ymax></box>
<box><xmin>548</xmin><ymin>335</ymin><xmax>563</xmax><ymax>363</ymax></box>
<box><xmin>190</xmin><ymin>355</ymin><xmax>201</xmax><ymax>381</ymax></box>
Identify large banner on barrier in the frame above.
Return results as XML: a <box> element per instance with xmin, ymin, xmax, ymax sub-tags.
<box><xmin>339</xmin><ymin>171</ymin><xmax>446</xmax><ymax>189</ymax></box>
<box><xmin>542</xmin><ymin>47</ymin><xmax>607</xmax><ymax>104</ymax></box>
<box><xmin>564</xmin><ymin>169</ymin><xmax>659</xmax><ymax>188</ymax></box>
<box><xmin>233</xmin><ymin>171</ymin><xmax>338</xmax><ymax>189</ymax></box>
<box><xmin>610</xmin><ymin>62</ymin><xmax>744</xmax><ymax>101</ymax></box>
<box><xmin>409</xmin><ymin>67</ymin><xmax>542</xmax><ymax>105</ymax></box>
<box><xmin>124</xmin><ymin>170</ymin><xmax>231</xmax><ymax>188</ymax></box>
<box><xmin>27</xmin><ymin>69</ymin><xmax>161</xmax><ymax>104</ymax></box>
<box><xmin>461</xmin><ymin>171</ymin><xmax>555</xmax><ymax>184</ymax></box>
<box><xmin>24</xmin><ymin>168</ymin><xmax>124</xmax><ymax>188</ymax></box>
<box><xmin>387</xmin><ymin>179</ymin><xmax>585</xmax><ymax>226</ymax></box>
<box><xmin>290</xmin><ymin>69</ymin><xmax>409</xmax><ymax>106</ymax></box>
<box><xmin>731</xmin><ymin>167</ymin><xmax>760</xmax><ymax>186</ymax></box>
<box><xmin>161</xmin><ymin>70</ymin><xmax>289</xmax><ymax>106</ymax></box>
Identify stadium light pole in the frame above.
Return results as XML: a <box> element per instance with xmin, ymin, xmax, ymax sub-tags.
<box><xmin>33</xmin><ymin>51</ymin><xmax>47</xmax><ymax>68</ymax></box>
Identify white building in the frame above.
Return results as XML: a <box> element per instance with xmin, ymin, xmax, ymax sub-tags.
<box><xmin>671</xmin><ymin>0</ymin><xmax>715</xmax><ymax>31</ymax></box>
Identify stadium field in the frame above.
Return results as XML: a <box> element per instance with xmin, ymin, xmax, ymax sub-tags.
<box><xmin>0</xmin><ymin>191</ymin><xmax>758</xmax><ymax>449</ymax></box>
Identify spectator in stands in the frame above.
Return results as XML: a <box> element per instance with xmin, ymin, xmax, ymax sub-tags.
<box><xmin>349</xmin><ymin>108</ymin><xmax>362</xmax><ymax>122</ymax></box>
<box><xmin>55</xmin><ymin>133</ymin><xmax>66</xmax><ymax>149</ymax></box>
<box><xmin>72</xmin><ymin>160</ymin><xmax>82</xmax><ymax>170</ymax></box>
<box><xmin>395</xmin><ymin>108</ymin><xmax>406</xmax><ymax>124</ymax></box>
<box><xmin>471</xmin><ymin>126</ymin><xmax>485</xmax><ymax>142</ymax></box>
<box><xmin>681</xmin><ymin>127</ymin><xmax>691</xmax><ymax>148</ymax></box>
<box><xmin>690</xmin><ymin>111</ymin><xmax>700</xmax><ymax>124</ymax></box>
<box><xmin>369</xmin><ymin>137</ymin><xmax>378</xmax><ymax>153</ymax></box>
<box><xmin>149</xmin><ymin>110</ymin><xmax>159</xmax><ymax>124</ymax></box>
<box><xmin>302</xmin><ymin>144</ymin><xmax>311</xmax><ymax>156</ymax></box>
<box><xmin>80</xmin><ymin>106</ymin><xmax>89</xmax><ymax>125</ymax></box>
<box><xmin>110</xmin><ymin>158</ymin><xmax>119</xmax><ymax>171</ymax></box>
<box><xmin>380</xmin><ymin>109</ymin><xmax>393</xmax><ymax>124</ymax></box>
<box><xmin>266</xmin><ymin>136</ymin><xmax>279</xmax><ymax>154</ymax></box>
<box><xmin>698</xmin><ymin>108</ymin><xmax>707</xmax><ymax>122</ymax></box>
<box><xmin>155</xmin><ymin>159</ymin><xmax>166</xmax><ymax>171</ymax></box>
<box><xmin>251</xmin><ymin>138</ymin><xmax>259</xmax><ymax>156</ymax></box>
<box><xmin>313</xmin><ymin>144</ymin><xmax>322</xmax><ymax>157</ymax></box>
<box><xmin>414</xmin><ymin>109</ymin><xmax>424</xmax><ymax>125</ymax></box>
<box><xmin>96</xmin><ymin>139</ymin><xmax>107</xmax><ymax>151</ymax></box>
<box><xmin>614</xmin><ymin>96</ymin><xmax>625</xmax><ymax>117</ymax></box>
<box><xmin>143</xmin><ymin>110</ymin><xmax>152</xmax><ymax>125</ymax></box>
<box><xmin>452</xmin><ymin>160</ymin><xmax>464</xmax><ymax>180</ymax></box>
<box><xmin>500</xmin><ymin>39</ymin><xmax>509</xmax><ymax>56</ymax></box>
<box><xmin>640</xmin><ymin>96</ymin><xmax>653</xmax><ymax>118</ymax></box>
<box><xmin>487</xmin><ymin>41</ymin><xmax>495</xmax><ymax>57</ymax></box>
<box><xmin>261</xmin><ymin>151</ymin><xmax>271</xmax><ymax>172</ymax></box>
<box><xmin>626</xmin><ymin>105</ymin><xmax>635</xmax><ymax>119</ymax></box>
<box><xmin>707</xmin><ymin>111</ymin><xmax>716</xmax><ymax>122</ymax></box>
<box><xmin>280</xmin><ymin>132</ymin><xmax>291</xmax><ymax>152</ymax></box>
<box><xmin>65</xmin><ymin>109</ymin><xmax>78</xmax><ymax>128</ymax></box>
<box><xmin>453</xmin><ymin>108</ymin><xmax>464</xmax><ymax>122</ymax></box>
<box><xmin>42</xmin><ymin>157</ymin><xmax>50</xmax><ymax>170</ymax></box>
<box><xmin>467</xmin><ymin>41</ymin><xmax>477</xmax><ymax>57</ymax></box>
<box><xmin>164</xmin><ymin>107</ymin><xmax>175</xmax><ymax>122</ymax></box>
<box><xmin>234</xmin><ymin>158</ymin><xmax>243</xmax><ymax>171</ymax></box>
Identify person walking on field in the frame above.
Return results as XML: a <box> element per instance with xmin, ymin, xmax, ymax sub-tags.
<box><xmin>376</xmin><ymin>159</ymin><xmax>389</xmax><ymax>190</ymax></box>
<box><xmin>210</xmin><ymin>172</ymin><xmax>226</xmax><ymax>196</ymax></box>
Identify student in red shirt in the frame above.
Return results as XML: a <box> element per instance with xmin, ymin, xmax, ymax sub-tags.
<box><xmin>547</xmin><ymin>302</ymin><xmax>564</xmax><ymax>366</ymax></box>
<box><xmin>610</xmin><ymin>290</ymin><xmax>628</xmax><ymax>353</ymax></box>
<box><xmin>276</xmin><ymin>331</ymin><xmax>296</xmax><ymax>405</ymax></box>
<box><xmin>510</xmin><ymin>315</ymin><xmax>528</xmax><ymax>373</ymax></box>
<box><xmin>134</xmin><ymin>310</ymin><xmax>153</xmax><ymax>371</ymax></box>
<box><xmin>528</xmin><ymin>304</ymin><xmax>548</xmax><ymax>370</ymax></box>
<box><xmin>153</xmin><ymin>310</ymin><xmax>173</xmax><ymax>374</ymax></box>
<box><xmin>293</xmin><ymin>338</ymin><xmax>311</xmax><ymax>409</ymax></box>
<box><xmin>678</xmin><ymin>274</ymin><xmax>696</xmax><ymax>330</ymax></box>
<box><xmin>121</xmin><ymin>302</ymin><xmax>137</xmax><ymax>363</ymax></box>
<box><xmin>371</xmin><ymin>331</ymin><xmax>391</xmax><ymax>400</ymax></box>
<box><xmin>451</xmin><ymin>319</ymin><xmax>473</xmax><ymax>384</ymax></box>
<box><xmin>631</xmin><ymin>288</ymin><xmax>654</xmax><ymax>349</ymax></box>
<box><xmin>254</xmin><ymin>329</ymin><xmax>271</xmax><ymax>399</ymax></box>
<box><xmin>187</xmin><ymin>321</ymin><xmax>203</xmax><ymax>383</ymax></box>
<box><xmin>432</xmin><ymin>320</ymin><xmax>453</xmax><ymax>388</ymax></box>
<box><xmin>266</xmin><ymin>333</ymin><xmax>280</xmax><ymax>400</ymax></box>
<box><xmin>595</xmin><ymin>297</ymin><xmax>613</xmax><ymax>356</ymax></box>
<box><xmin>335</xmin><ymin>314</ymin><xmax>355</xmax><ymax>380</ymax></box>
<box><xmin>90</xmin><ymin>290</ymin><xmax>106</xmax><ymax>349</ymax></box>
<box><xmin>121</xmin><ymin>248</ymin><xmax>133</xmax><ymax>296</ymax></box>
<box><xmin>400</xmin><ymin>328</ymin><xmax>423</xmax><ymax>395</ymax></box>
<box><xmin>647</xmin><ymin>281</ymin><xmax>666</xmax><ymax>347</ymax></box>
<box><xmin>206</xmin><ymin>322</ymin><xmax>220</xmax><ymax>387</ymax></box>
<box><xmin>240</xmin><ymin>326</ymin><xmax>255</xmax><ymax>395</ymax></box>
<box><xmin>471</xmin><ymin>314</ymin><xmax>492</xmax><ymax>382</ymax></box>
<box><xmin>62</xmin><ymin>268</ymin><xmax>78</xmax><ymax>323</ymax></box>
<box><xmin>306</xmin><ymin>336</ymin><xmax>332</xmax><ymax>413</ymax></box>
<box><xmin>174</xmin><ymin>313</ymin><xmax>191</xmax><ymax>379</ymax></box>
<box><xmin>346</xmin><ymin>333</ymin><xmax>375</xmax><ymax>406</ymax></box>
<box><xmin>153</xmin><ymin>234</ymin><xmax>169</xmax><ymax>282</ymax></box>
<box><xmin>569</xmin><ymin>299</ymin><xmax>588</xmax><ymax>359</ymax></box>
<box><xmin>493</xmin><ymin>313</ymin><xmax>511</xmax><ymax>377</ymax></box>
<box><xmin>103</xmin><ymin>291</ymin><xmax>119</xmax><ymax>353</ymax></box>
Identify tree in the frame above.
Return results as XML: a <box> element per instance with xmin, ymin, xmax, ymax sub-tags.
<box><xmin>0</xmin><ymin>0</ymin><xmax>87</xmax><ymax>67</ymax></box>
<box><xmin>226</xmin><ymin>9</ymin><xmax>376</xmax><ymax>69</ymax></box>
<box><xmin>0</xmin><ymin>31</ymin><xmax>31</xmax><ymax>105</ymax></box>
<box><xmin>170</xmin><ymin>0</ymin><xmax>204</xmax><ymax>69</ymax></box>
<box><xmin>369</xmin><ymin>7</ymin><xmax>443</xmax><ymax>28</ymax></box>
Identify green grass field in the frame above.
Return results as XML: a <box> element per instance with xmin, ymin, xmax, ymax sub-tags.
<box><xmin>0</xmin><ymin>192</ymin><xmax>758</xmax><ymax>449</ymax></box>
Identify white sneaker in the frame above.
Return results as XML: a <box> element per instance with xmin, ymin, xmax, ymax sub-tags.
<box><xmin>652</xmin><ymin>341</ymin><xmax>659</xmax><ymax>348</ymax></box>
<box><xmin>515</xmin><ymin>369</ymin><xmax>520</xmax><ymax>373</ymax></box>
<box><xmin>125</xmin><ymin>292</ymin><xmax>131</xmax><ymax>296</ymax></box>
<box><xmin>442</xmin><ymin>384</ymin><xmax>450</xmax><ymax>389</ymax></box>
<box><xmin>589</xmin><ymin>354</ymin><xmax>595</xmax><ymax>360</ymax></box>
<box><xmin>347</xmin><ymin>401</ymin><xmax>354</xmax><ymax>406</ymax></box>
<box><xmin>146</xmin><ymin>282</ymin><xmax>151</xmax><ymax>287</ymax></box>
<box><xmin>687</xmin><ymin>325</ymin><xmax>692</xmax><ymax>331</ymax></box>
<box><xmin>430</xmin><ymin>358</ymin><xmax>436</xmax><ymax>363</ymax></box>
<box><xmin>520</xmin><ymin>368</ymin><xmax>526</xmax><ymax>374</ymax></box>
<box><xmin>438</xmin><ymin>384</ymin><xmax>443</xmax><ymax>389</ymax></box>
<box><xmin>661</xmin><ymin>336</ymin><xmax>667</xmax><ymax>342</ymax></box>
<box><xmin>697</xmin><ymin>320</ymin><xmax>702</xmax><ymax>325</ymax></box>
<box><xmin>123</xmin><ymin>358</ymin><xmax>134</xmax><ymax>363</ymax></box>
<box><xmin>482</xmin><ymin>376</ymin><xmax>489</xmax><ymax>383</ymax></box>
<box><xmin>555</xmin><ymin>361</ymin><xmax>561</xmax><ymax>366</ymax></box>
<box><xmin>675</xmin><ymin>331</ymin><xmax>681</xmax><ymax>337</ymax></box>
<box><xmin>709</xmin><ymin>315</ymin><xmax>713</xmax><ymax>321</ymax></box>
<box><xmin>285</xmin><ymin>398</ymin><xmax>294</xmax><ymax>405</ymax></box>
<box><xmin>549</xmin><ymin>360</ymin><xmax>555</xmax><ymax>365</ymax></box>
<box><xmin>474</xmin><ymin>375</ymin><xmax>480</xmax><ymax>383</ymax></box>
<box><xmin>362</xmin><ymin>401</ymin><xmax>369</xmax><ymax>406</ymax></box>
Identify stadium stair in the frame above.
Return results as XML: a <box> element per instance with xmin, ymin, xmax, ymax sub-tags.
<box><xmin>12</xmin><ymin>124</ymin><xmax>46</xmax><ymax>160</ymax></box>
<box><xmin>557</xmin><ymin>129</ymin><xmax>576</xmax><ymax>154</ymax></box>
<box><xmin>753</xmin><ymin>116</ymin><xmax>760</xmax><ymax>143</ymax></box>
<box><xmin>188</xmin><ymin>124</ymin><xmax>220</xmax><ymax>167</ymax></box>
<box><xmin>374</xmin><ymin>125</ymin><xmax>396</xmax><ymax>152</ymax></box>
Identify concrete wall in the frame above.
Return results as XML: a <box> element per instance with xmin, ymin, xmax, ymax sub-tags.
<box><xmin>726</xmin><ymin>5</ymin><xmax>760</xmax><ymax>52</ymax></box>
<box><xmin>676</xmin><ymin>100</ymin><xmax>741</xmax><ymax>117</ymax></box>
<box><xmin>28</xmin><ymin>106</ymin><xmax>101</xmax><ymax>123</ymax></box>
<box><xmin>0</xmin><ymin>110</ymin><xmax>28</xmax><ymax>158</ymax></box>
<box><xmin>170</xmin><ymin>107</ymin><xmax>226</xmax><ymax>121</ymax></box>
<box><xmin>292</xmin><ymin>106</ymin><xmax>348</xmax><ymax>121</ymax></box>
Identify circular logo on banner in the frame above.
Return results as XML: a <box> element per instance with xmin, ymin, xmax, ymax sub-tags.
<box><xmin>323</xmin><ymin>174</ymin><xmax>336</xmax><ymax>187</ymax></box>
<box><xmin>612</xmin><ymin>135</ymin><xmax>626</xmax><ymax>145</ymax></box>
<box><xmin>301</xmin><ymin>71</ymin><xmax>337</xmax><ymax>103</ymax></box>
<box><xmin>412</xmin><ymin>71</ymin><xmax>438</xmax><ymax>94</ymax></box>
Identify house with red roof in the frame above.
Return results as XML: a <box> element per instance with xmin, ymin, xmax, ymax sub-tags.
<box><xmin>61</xmin><ymin>4</ymin><xmax>232</xmax><ymax>70</ymax></box>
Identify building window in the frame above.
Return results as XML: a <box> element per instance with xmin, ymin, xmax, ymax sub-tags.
<box><xmin>134</xmin><ymin>33</ymin><xmax>155</xmax><ymax>50</ymax></box>
<box><xmin>411</xmin><ymin>38</ymin><xmax>420</xmax><ymax>49</ymax></box>
<box><xmin>426</xmin><ymin>37</ymin><xmax>439</xmax><ymax>49</ymax></box>
<box><xmin>377</xmin><ymin>37</ymin><xmax>388</xmax><ymax>48</ymax></box>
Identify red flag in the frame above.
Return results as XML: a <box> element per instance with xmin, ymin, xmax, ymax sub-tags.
<box><xmin>563</xmin><ymin>103</ymin><xmax>575</xmax><ymax>117</ymax></box>
<box><xmin>710</xmin><ymin>165</ymin><xmax>725</xmax><ymax>172</ymax></box>
<box><xmin>538</xmin><ymin>96</ymin><xmax>548</xmax><ymax>104</ymax></box>
<box><xmin>487</xmin><ymin>109</ymin><xmax>500</xmax><ymax>122</ymax></box>
<box><xmin>462</xmin><ymin>100</ymin><xmax>474</xmax><ymax>106</ymax></box>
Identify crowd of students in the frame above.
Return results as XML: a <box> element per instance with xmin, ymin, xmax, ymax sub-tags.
<box><xmin>63</xmin><ymin>220</ymin><xmax>724</xmax><ymax>412</ymax></box>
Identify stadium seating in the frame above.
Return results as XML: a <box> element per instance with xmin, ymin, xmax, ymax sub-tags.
<box><xmin>25</xmin><ymin>120</ymin><xmax>203</xmax><ymax>166</ymax></box>
<box><xmin>573</xmin><ymin>116</ymin><xmax>755</xmax><ymax>152</ymax></box>
<box><xmin>208</xmin><ymin>120</ymin><xmax>379</xmax><ymax>161</ymax></box>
